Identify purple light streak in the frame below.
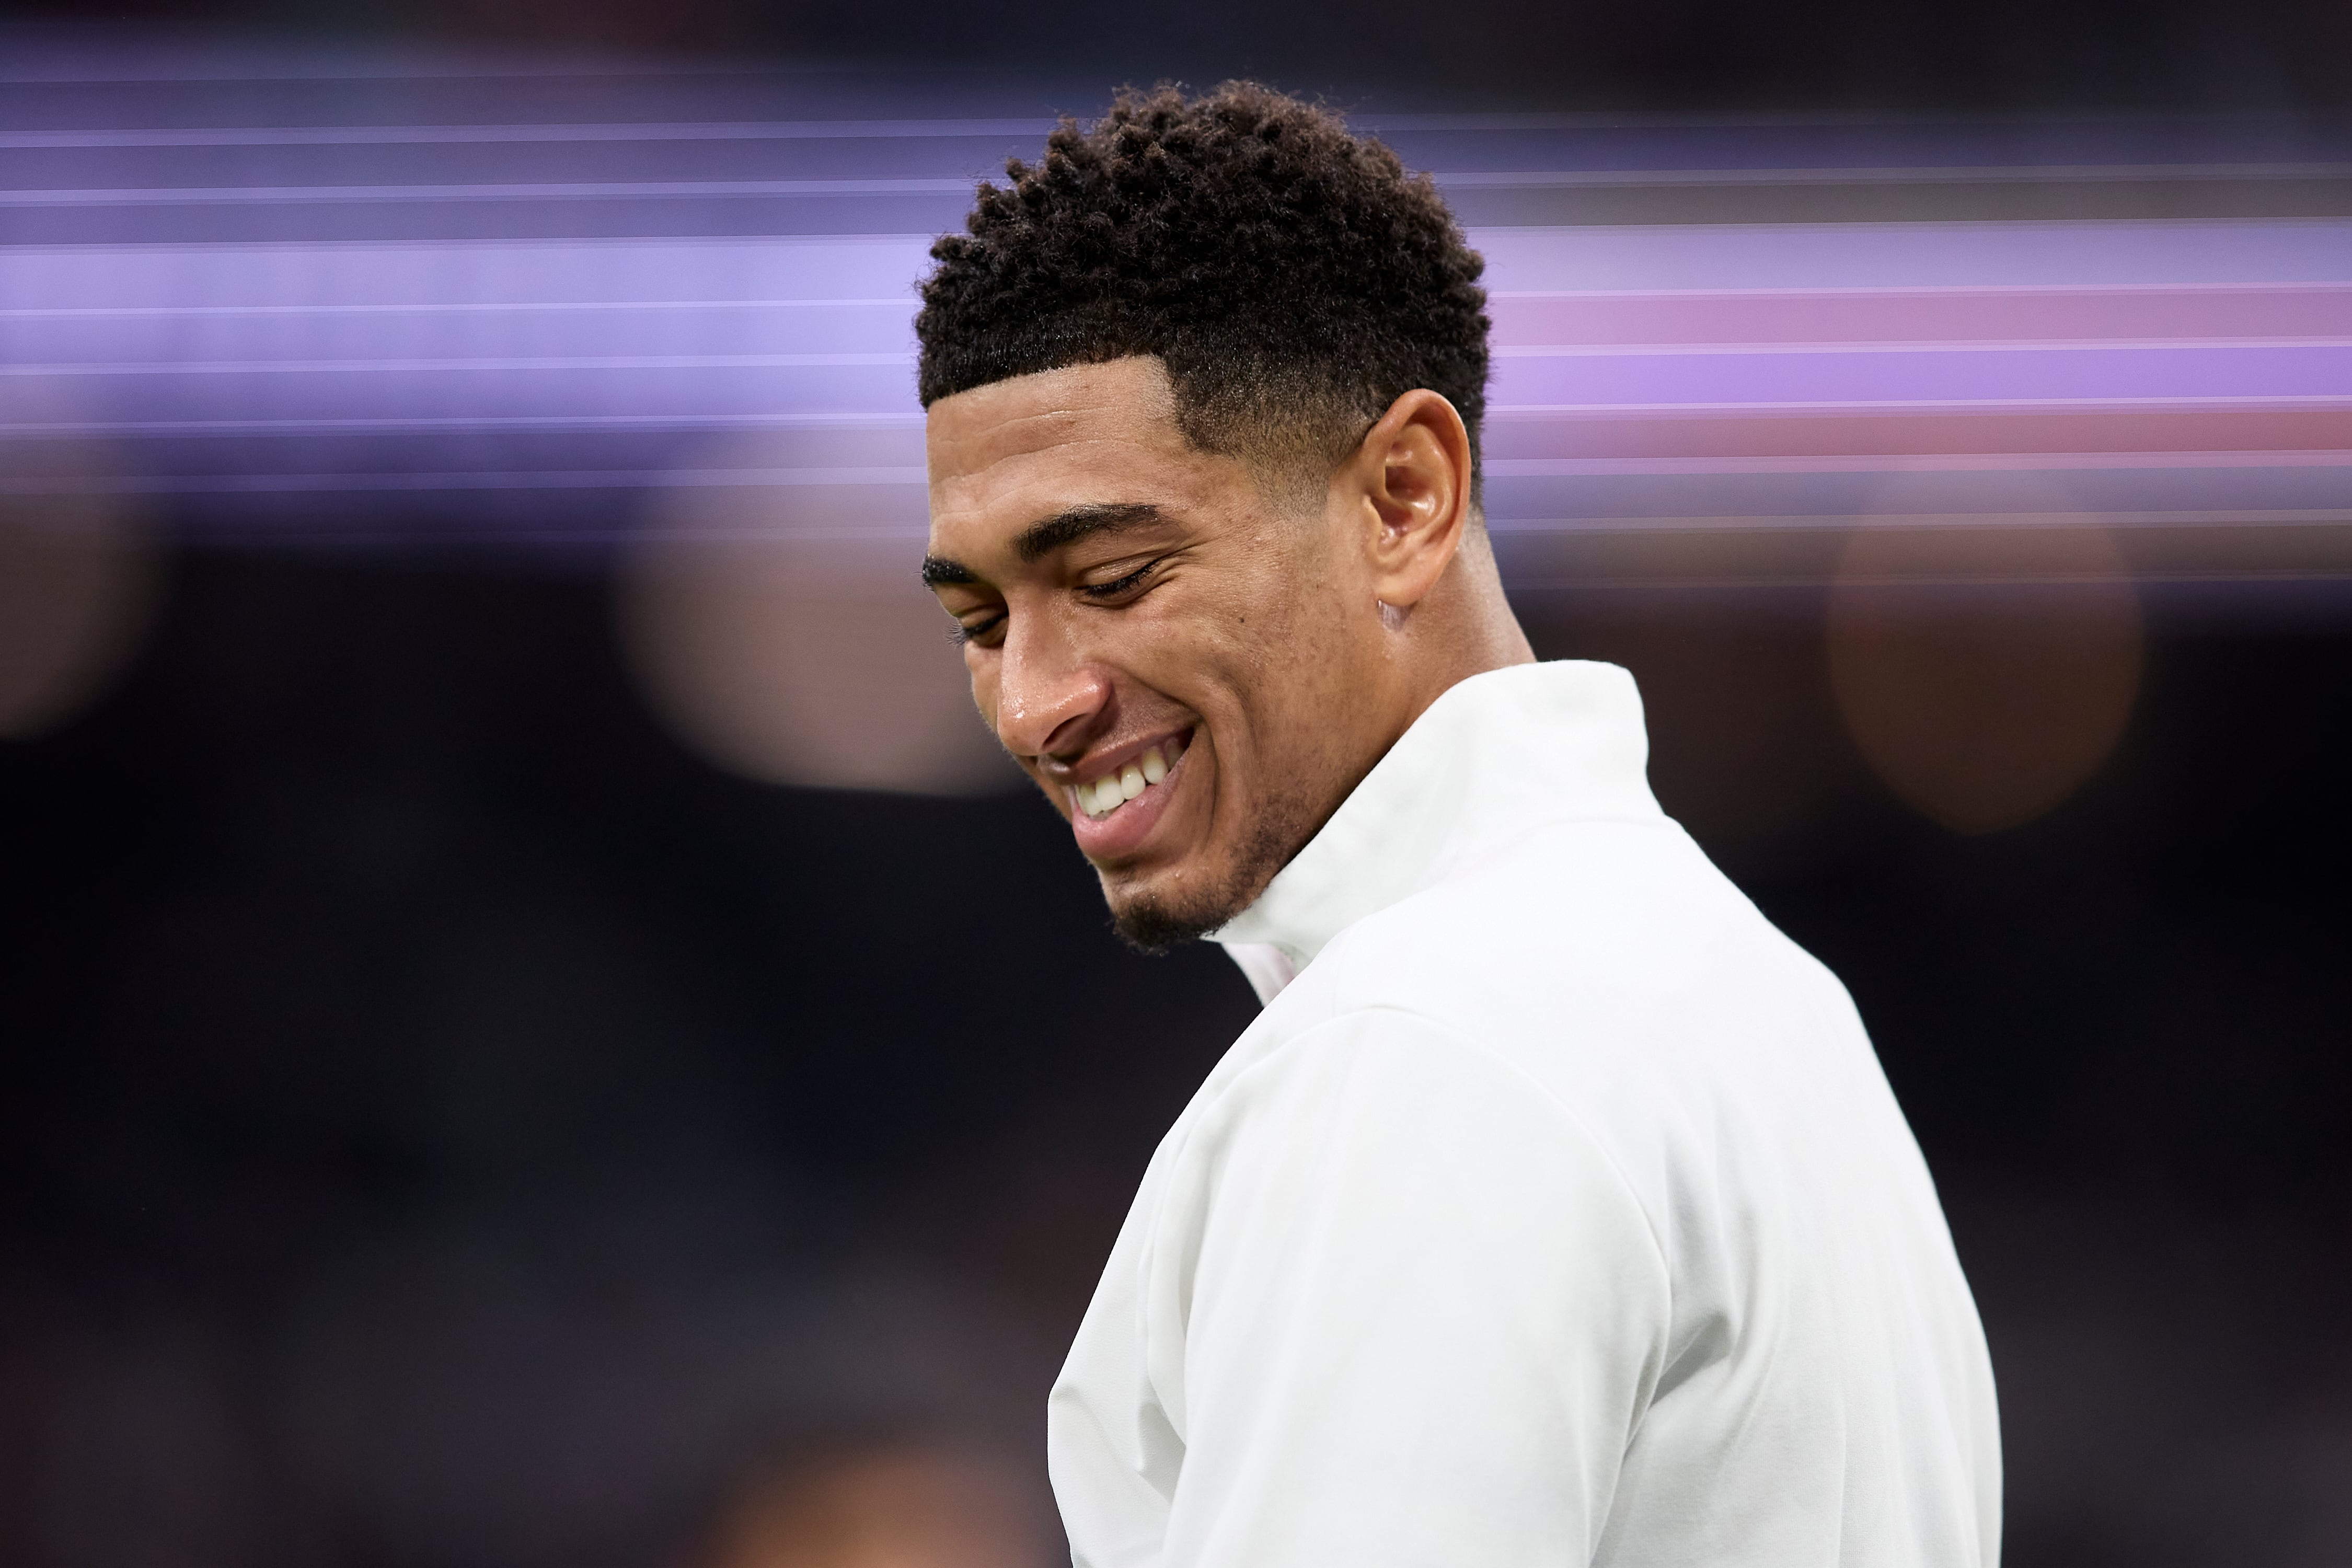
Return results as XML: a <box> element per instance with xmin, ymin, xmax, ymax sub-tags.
<box><xmin>2</xmin><ymin>32</ymin><xmax>2348</xmax><ymax>582</ymax></box>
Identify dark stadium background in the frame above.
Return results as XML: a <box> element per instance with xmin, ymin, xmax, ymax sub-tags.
<box><xmin>2</xmin><ymin>1</ymin><xmax>2349</xmax><ymax>1563</ymax></box>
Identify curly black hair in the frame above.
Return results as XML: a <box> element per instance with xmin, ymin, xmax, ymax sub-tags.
<box><xmin>916</xmin><ymin>82</ymin><xmax>1491</xmax><ymax>496</ymax></box>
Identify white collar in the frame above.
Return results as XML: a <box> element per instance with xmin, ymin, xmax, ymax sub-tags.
<box><xmin>1208</xmin><ymin>661</ymin><xmax>1663</xmax><ymax>1003</ymax></box>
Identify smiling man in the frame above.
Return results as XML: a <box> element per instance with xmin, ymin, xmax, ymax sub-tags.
<box><xmin>918</xmin><ymin>84</ymin><xmax>1999</xmax><ymax>1568</ymax></box>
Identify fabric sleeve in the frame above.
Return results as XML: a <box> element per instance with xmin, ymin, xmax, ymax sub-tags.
<box><xmin>1144</xmin><ymin>1008</ymin><xmax>1670</xmax><ymax>1567</ymax></box>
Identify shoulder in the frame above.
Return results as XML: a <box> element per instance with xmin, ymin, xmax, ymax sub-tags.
<box><xmin>1239</xmin><ymin>818</ymin><xmax>1888</xmax><ymax>1217</ymax></box>
<box><xmin>1155</xmin><ymin>1003</ymin><xmax>1672</xmax><ymax>1287</ymax></box>
<box><xmin>1300</xmin><ymin>816</ymin><xmax>1854</xmax><ymax>1051</ymax></box>
<box><xmin>1193</xmin><ymin>1004</ymin><xmax>1614</xmax><ymax>1152</ymax></box>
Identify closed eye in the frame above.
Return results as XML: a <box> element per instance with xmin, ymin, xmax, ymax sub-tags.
<box><xmin>1077</xmin><ymin>559</ymin><xmax>1160</xmax><ymax>602</ymax></box>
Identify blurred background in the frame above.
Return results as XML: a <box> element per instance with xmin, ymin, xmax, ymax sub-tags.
<box><xmin>1</xmin><ymin>0</ymin><xmax>2349</xmax><ymax>1563</ymax></box>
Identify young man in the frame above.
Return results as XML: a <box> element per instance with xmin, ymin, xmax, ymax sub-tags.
<box><xmin>918</xmin><ymin>84</ymin><xmax>1999</xmax><ymax>1567</ymax></box>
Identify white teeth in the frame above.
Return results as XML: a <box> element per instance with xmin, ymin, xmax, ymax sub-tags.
<box><xmin>1074</xmin><ymin>737</ymin><xmax>1189</xmax><ymax>822</ymax></box>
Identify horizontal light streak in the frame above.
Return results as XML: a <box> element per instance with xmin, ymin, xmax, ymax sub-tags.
<box><xmin>0</xmin><ymin>412</ymin><xmax>924</xmax><ymax>436</ymax></box>
<box><xmin>1436</xmin><ymin>163</ymin><xmax>2352</xmax><ymax>188</ymax></box>
<box><xmin>0</xmin><ymin>352</ymin><xmax>913</xmax><ymax>374</ymax></box>
<box><xmin>0</xmin><ymin>37</ymin><xmax>2341</xmax><ymax>583</ymax></box>
<box><xmin>12</xmin><ymin>171</ymin><xmax>2346</xmax><ymax>211</ymax></box>
<box><xmin>1486</xmin><ymin>509</ymin><xmax>2352</xmax><ymax>533</ymax></box>
<box><xmin>0</xmin><ymin>120</ymin><xmax>1060</xmax><ymax>150</ymax></box>
<box><xmin>1490</xmin><ymin>284</ymin><xmax>2352</xmax><ymax>345</ymax></box>
<box><xmin>0</xmin><ymin>298</ymin><xmax>913</xmax><ymax>318</ymax></box>
<box><xmin>7</xmin><ymin>405</ymin><xmax>2330</xmax><ymax>445</ymax></box>
<box><xmin>21</xmin><ymin>346</ymin><xmax>2349</xmax><ymax>377</ymax></box>
<box><xmin>0</xmin><ymin>466</ymin><xmax>927</xmax><ymax>493</ymax></box>
<box><xmin>1485</xmin><ymin>281</ymin><xmax>2352</xmax><ymax>295</ymax></box>
<box><xmin>1472</xmin><ymin>221</ymin><xmax>2352</xmax><ymax>290</ymax></box>
<box><xmin>0</xmin><ymin>178</ymin><xmax>981</xmax><ymax>206</ymax></box>
<box><xmin>0</xmin><ymin>237</ymin><xmax>936</xmax><ymax>307</ymax></box>
<box><xmin>1489</xmin><ymin>395</ymin><xmax>2352</xmax><ymax>413</ymax></box>
<box><xmin>1492</xmin><ymin>345</ymin><xmax>2352</xmax><ymax>403</ymax></box>
<box><xmin>1478</xmin><ymin>464</ymin><xmax>2352</xmax><ymax>515</ymax></box>
<box><xmin>1495</xmin><ymin>338</ymin><xmax>2352</xmax><ymax>355</ymax></box>
<box><xmin>1489</xmin><ymin>451</ymin><xmax>2352</xmax><ymax>476</ymax></box>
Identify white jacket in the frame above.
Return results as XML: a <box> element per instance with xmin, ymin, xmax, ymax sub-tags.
<box><xmin>1047</xmin><ymin>661</ymin><xmax>2001</xmax><ymax>1568</ymax></box>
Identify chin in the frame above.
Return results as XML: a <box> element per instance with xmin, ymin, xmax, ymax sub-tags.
<box><xmin>1098</xmin><ymin>859</ymin><xmax>1232</xmax><ymax>955</ymax></box>
<box><xmin>1098</xmin><ymin>790</ymin><xmax>1311</xmax><ymax>954</ymax></box>
<box><xmin>1099</xmin><ymin>847</ymin><xmax>1278</xmax><ymax>958</ymax></box>
<box><xmin>1106</xmin><ymin>895</ymin><xmax>1224</xmax><ymax>955</ymax></box>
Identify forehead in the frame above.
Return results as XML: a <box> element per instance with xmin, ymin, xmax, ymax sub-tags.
<box><xmin>925</xmin><ymin>358</ymin><xmax>1219</xmax><ymax>559</ymax></box>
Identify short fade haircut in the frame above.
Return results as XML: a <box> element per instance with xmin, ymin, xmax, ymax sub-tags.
<box><xmin>915</xmin><ymin>82</ymin><xmax>1491</xmax><ymax>501</ymax></box>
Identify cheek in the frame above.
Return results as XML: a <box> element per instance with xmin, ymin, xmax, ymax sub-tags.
<box><xmin>1213</xmin><ymin>568</ymin><xmax>1343</xmax><ymax>668</ymax></box>
<box><xmin>1131</xmin><ymin>607</ymin><xmax>1265</xmax><ymax>720</ymax></box>
<box><xmin>1217</xmin><ymin>604</ymin><xmax>1360</xmax><ymax>766</ymax></box>
<box><xmin>1170</xmin><ymin>548</ymin><xmax>1320</xmax><ymax>656</ymax></box>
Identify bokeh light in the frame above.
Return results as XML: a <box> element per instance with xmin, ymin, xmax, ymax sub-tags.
<box><xmin>1828</xmin><ymin>515</ymin><xmax>2143</xmax><ymax>834</ymax></box>
<box><xmin>0</xmin><ymin>400</ymin><xmax>163</xmax><ymax>739</ymax></box>
<box><xmin>1525</xmin><ymin>598</ymin><xmax>1854</xmax><ymax>848</ymax></box>
<box><xmin>616</xmin><ymin>432</ymin><xmax>1017</xmax><ymax>795</ymax></box>
<box><xmin>693</xmin><ymin>1442</ymin><xmax>1045</xmax><ymax>1568</ymax></box>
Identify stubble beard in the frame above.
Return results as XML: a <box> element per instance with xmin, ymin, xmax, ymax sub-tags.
<box><xmin>1103</xmin><ymin>787</ymin><xmax>1319</xmax><ymax>955</ymax></box>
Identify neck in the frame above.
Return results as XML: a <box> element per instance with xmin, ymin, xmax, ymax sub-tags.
<box><xmin>1388</xmin><ymin>527</ymin><xmax>1537</xmax><ymax>736</ymax></box>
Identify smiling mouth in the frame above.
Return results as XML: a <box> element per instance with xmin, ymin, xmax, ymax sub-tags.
<box><xmin>1067</xmin><ymin>732</ymin><xmax>1189</xmax><ymax>822</ymax></box>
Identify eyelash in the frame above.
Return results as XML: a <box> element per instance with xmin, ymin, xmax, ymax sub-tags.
<box><xmin>950</xmin><ymin>560</ymin><xmax>1162</xmax><ymax>646</ymax></box>
<box><xmin>1078</xmin><ymin>561</ymin><xmax>1157</xmax><ymax>600</ymax></box>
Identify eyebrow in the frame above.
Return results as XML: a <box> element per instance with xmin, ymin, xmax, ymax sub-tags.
<box><xmin>919</xmin><ymin>501</ymin><xmax>1169</xmax><ymax>588</ymax></box>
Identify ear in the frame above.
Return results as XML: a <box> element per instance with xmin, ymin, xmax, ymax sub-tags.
<box><xmin>1345</xmin><ymin>389</ymin><xmax>1475</xmax><ymax>612</ymax></box>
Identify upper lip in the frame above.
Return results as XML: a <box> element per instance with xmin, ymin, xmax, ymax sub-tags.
<box><xmin>1047</xmin><ymin>726</ymin><xmax>1193</xmax><ymax>787</ymax></box>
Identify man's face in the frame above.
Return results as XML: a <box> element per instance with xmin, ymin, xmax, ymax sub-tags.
<box><xmin>923</xmin><ymin>356</ymin><xmax>1377</xmax><ymax>948</ymax></box>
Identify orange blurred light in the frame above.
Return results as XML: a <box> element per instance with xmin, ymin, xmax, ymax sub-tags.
<box><xmin>617</xmin><ymin>435</ymin><xmax>1017</xmax><ymax>795</ymax></box>
<box><xmin>1827</xmin><ymin>521</ymin><xmax>2142</xmax><ymax>835</ymax></box>
<box><xmin>0</xmin><ymin>413</ymin><xmax>163</xmax><ymax>740</ymax></box>
<box><xmin>696</xmin><ymin>1443</ymin><xmax>1045</xmax><ymax>1568</ymax></box>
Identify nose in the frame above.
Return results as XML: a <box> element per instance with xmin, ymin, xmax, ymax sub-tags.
<box><xmin>990</xmin><ymin>612</ymin><xmax>1113</xmax><ymax>764</ymax></box>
